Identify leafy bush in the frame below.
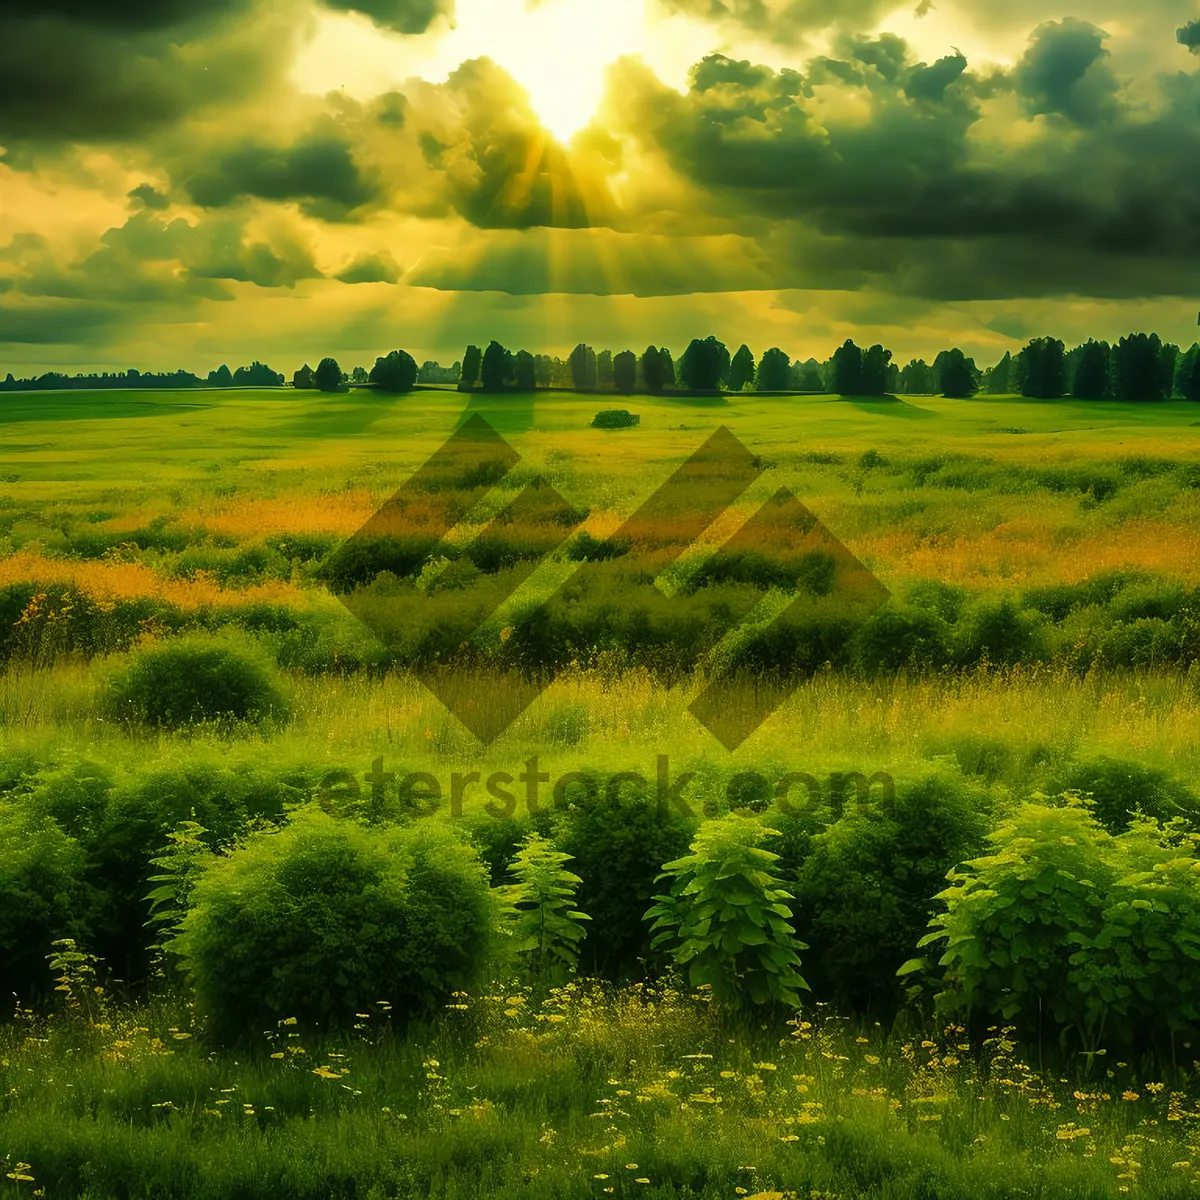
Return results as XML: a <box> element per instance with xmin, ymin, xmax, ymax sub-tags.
<box><xmin>955</xmin><ymin>598</ymin><xmax>1044</xmax><ymax>666</ymax></box>
<box><xmin>1051</xmin><ymin>755</ymin><xmax>1200</xmax><ymax>833</ymax></box>
<box><xmin>0</xmin><ymin>802</ymin><xmax>87</xmax><ymax>999</ymax></box>
<box><xmin>499</xmin><ymin>833</ymin><xmax>590</xmax><ymax>982</ymax></box>
<box><xmin>849</xmin><ymin>606</ymin><xmax>951</xmax><ymax>675</ymax></box>
<box><xmin>918</xmin><ymin>803</ymin><xmax>1200</xmax><ymax>1047</ymax></box>
<box><xmin>105</xmin><ymin>635</ymin><xmax>289</xmax><ymax>729</ymax></box>
<box><xmin>591</xmin><ymin>409</ymin><xmax>640</xmax><ymax>429</ymax></box>
<box><xmin>85</xmin><ymin>762</ymin><xmax>296</xmax><ymax>979</ymax></box>
<box><xmin>790</xmin><ymin>771</ymin><xmax>992</xmax><ymax>1013</ymax></box>
<box><xmin>647</xmin><ymin>815</ymin><xmax>808</xmax><ymax>1010</ymax></box>
<box><xmin>557</xmin><ymin>799</ymin><xmax>694</xmax><ymax>977</ymax></box>
<box><xmin>174</xmin><ymin>811</ymin><xmax>497</xmax><ymax>1041</ymax></box>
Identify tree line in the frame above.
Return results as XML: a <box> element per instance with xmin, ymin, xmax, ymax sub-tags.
<box><xmin>5</xmin><ymin>331</ymin><xmax>1199</xmax><ymax>401</ymax></box>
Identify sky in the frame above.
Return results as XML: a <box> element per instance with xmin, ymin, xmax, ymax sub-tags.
<box><xmin>1</xmin><ymin>0</ymin><xmax>1199</xmax><ymax>376</ymax></box>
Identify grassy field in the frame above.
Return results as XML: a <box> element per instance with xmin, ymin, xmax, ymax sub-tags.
<box><xmin>4</xmin><ymin>386</ymin><xmax>1200</xmax><ymax>1197</ymax></box>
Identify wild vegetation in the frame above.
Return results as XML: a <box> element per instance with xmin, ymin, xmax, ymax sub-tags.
<box><xmin>2</xmin><ymin>383</ymin><xmax>1200</xmax><ymax>1197</ymax></box>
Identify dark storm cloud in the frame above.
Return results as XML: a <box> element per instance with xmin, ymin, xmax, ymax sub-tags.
<box><xmin>601</xmin><ymin>29</ymin><xmax>1200</xmax><ymax>298</ymax></box>
<box><xmin>185</xmin><ymin>130</ymin><xmax>380</xmax><ymax>219</ymax></box>
<box><xmin>0</xmin><ymin>301</ymin><xmax>121</xmax><ymax>346</ymax></box>
<box><xmin>1014</xmin><ymin>19</ymin><xmax>1120</xmax><ymax>125</ymax></box>
<box><xmin>128</xmin><ymin>184</ymin><xmax>171</xmax><ymax>211</ymax></box>
<box><xmin>0</xmin><ymin>4</ymin><xmax>289</xmax><ymax>142</ymax></box>
<box><xmin>1180</xmin><ymin>19</ymin><xmax>1200</xmax><ymax>52</ymax></box>
<box><xmin>321</xmin><ymin>0</ymin><xmax>452</xmax><ymax>35</ymax></box>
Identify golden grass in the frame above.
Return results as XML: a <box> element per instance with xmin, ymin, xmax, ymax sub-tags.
<box><xmin>0</xmin><ymin>552</ymin><xmax>303</xmax><ymax>609</ymax></box>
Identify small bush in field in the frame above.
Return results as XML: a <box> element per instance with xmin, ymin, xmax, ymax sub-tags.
<box><xmin>849</xmin><ymin>606</ymin><xmax>951</xmax><ymax>675</ymax></box>
<box><xmin>1051</xmin><ymin>755</ymin><xmax>1200</xmax><ymax>833</ymax></box>
<box><xmin>105</xmin><ymin>635</ymin><xmax>288</xmax><ymax>730</ymax></box>
<box><xmin>173</xmin><ymin>811</ymin><xmax>496</xmax><ymax>1040</ymax></box>
<box><xmin>0</xmin><ymin>803</ymin><xmax>87</xmax><ymax>1000</ymax></box>
<box><xmin>591</xmin><ymin>409</ymin><xmax>640</xmax><ymax>429</ymax></box>
<box><xmin>917</xmin><ymin>803</ymin><xmax>1200</xmax><ymax>1047</ymax></box>
<box><xmin>647</xmin><ymin>815</ymin><xmax>808</xmax><ymax>1010</ymax></box>
<box><xmin>499</xmin><ymin>832</ymin><xmax>590</xmax><ymax>983</ymax></box>
<box><xmin>955</xmin><ymin>598</ymin><xmax>1044</xmax><ymax>666</ymax></box>
<box><xmin>791</xmin><ymin>771</ymin><xmax>991</xmax><ymax>1013</ymax></box>
<box><xmin>557</xmin><ymin>799</ymin><xmax>694</xmax><ymax>977</ymax></box>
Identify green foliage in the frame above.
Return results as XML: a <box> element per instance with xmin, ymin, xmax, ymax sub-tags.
<box><xmin>612</xmin><ymin>349</ymin><xmax>637</xmax><ymax>394</ymax></box>
<box><xmin>831</xmin><ymin>339</ymin><xmax>863</xmax><ymax>395</ymax></box>
<box><xmin>728</xmin><ymin>344</ymin><xmax>756</xmax><ymax>393</ymax></box>
<box><xmin>369</xmin><ymin>350</ymin><xmax>417</xmax><ymax>392</ymax></box>
<box><xmin>917</xmin><ymin>802</ymin><xmax>1200</xmax><ymax>1046</ymax></box>
<box><xmin>174</xmin><ymin>810</ymin><xmax>497</xmax><ymax>1040</ymax></box>
<box><xmin>1051</xmin><ymin>755</ymin><xmax>1200</xmax><ymax>833</ymax></box>
<box><xmin>591</xmin><ymin>409</ymin><xmax>640</xmax><ymax>429</ymax></box>
<box><xmin>145</xmin><ymin>821</ymin><xmax>215</xmax><ymax>972</ymax></box>
<box><xmin>314</xmin><ymin>358</ymin><xmax>343</xmax><ymax>392</ymax></box>
<box><xmin>646</xmin><ymin>815</ymin><xmax>808</xmax><ymax>1010</ymax></box>
<box><xmin>849</xmin><ymin>606</ymin><xmax>952</xmax><ymax>674</ymax></box>
<box><xmin>556</xmin><ymin>799</ymin><xmax>694</xmax><ymax>976</ymax></box>
<box><xmin>755</xmin><ymin>347</ymin><xmax>791</xmax><ymax>391</ymax></box>
<box><xmin>791</xmin><ymin>771</ymin><xmax>991</xmax><ymax>1012</ymax></box>
<box><xmin>105</xmin><ymin>634</ymin><xmax>289</xmax><ymax>729</ymax></box>
<box><xmin>955</xmin><ymin>597</ymin><xmax>1044</xmax><ymax>666</ymax></box>
<box><xmin>678</xmin><ymin>336</ymin><xmax>728</xmax><ymax>391</ymax></box>
<box><xmin>0</xmin><ymin>802</ymin><xmax>87</xmax><ymax>999</ymax></box>
<box><xmin>499</xmin><ymin>833</ymin><xmax>590</xmax><ymax>982</ymax></box>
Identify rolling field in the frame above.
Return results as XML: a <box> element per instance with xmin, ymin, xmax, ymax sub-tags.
<box><xmin>4</xmin><ymin>386</ymin><xmax>1200</xmax><ymax>1198</ymax></box>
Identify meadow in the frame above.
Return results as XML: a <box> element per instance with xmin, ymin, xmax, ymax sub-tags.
<box><xmin>4</xmin><ymin>384</ymin><xmax>1200</xmax><ymax>1198</ymax></box>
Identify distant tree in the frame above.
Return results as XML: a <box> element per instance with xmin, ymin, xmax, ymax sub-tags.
<box><xmin>514</xmin><ymin>349</ymin><xmax>537</xmax><ymax>391</ymax></box>
<box><xmin>729</xmin><ymin>344</ymin><xmax>756</xmax><ymax>392</ymax></box>
<box><xmin>982</xmin><ymin>352</ymin><xmax>1012</xmax><ymax>394</ymax></box>
<box><xmin>1163</xmin><ymin>341</ymin><xmax>1182</xmax><ymax>391</ymax></box>
<box><xmin>1071</xmin><ymin>339</ymin><xmax>1110</xmax><ymax>398</ymax></box>
<box><xmin>208</xmin><ymin>364</ymin><xmax>235</xmax><ymax>388</ymax></box>
<box><xmin>1176</xmin><ymin>343</ymin><xmax>1200</xmax><ymax>402</ymax></box>
<box><xmin>597</xmin><ymin>350</ymin><xmax>614</xmax><ymax>386</ymax></box>
<box><xmin>232</xmin><ymin>362</ymin><xmax>284</xmax><ymax>386</ymax></box>
<box><xmin>717</xmin><ymin>342</ymin><xmax>732</xmax><ymax>389</ymax></box>
<box><xmin>861</xmin><ymin>344</ymin><xmax>894</xmax><ymax>395</ymax></box>
<box><xmin>349</xmin><ymin>366</ymin><xmax>369</xmax><ymax>385</ymax></box>
<box><xmin>641</xmin><ymin>346</ymin><xmax>665</xmax><ymax>393</ymax></box>
<box><xmin>757</xmin><ymin>347</ymin><xmax>791</xmax><ymax>391</ymax></box>
<box><xmin>794</xmin><ymin>358</ymin><xmax>825</xmax><ymax>391</ymax></box>
<box><xmin>1013</xmin><ymin>336</ymin><xmax>1066</xmax><ymax>399</ymax></box>
<box><xmin>461</xmin><ymin>345</ymin><xmax>482</xmax><ymax>389</ymax></box>
<box><xmin>369</xmin><ymin>350</ymin><xmax>417</xmax><ymax>392</ymax></box>
<box><xmin>898</xmin><ymin>359</ymin><xmax>933</xmax><ymax>394</ymax></box>
<box><xmin>314</xmin><ymin>358</ymin><xmax>343</xmax><ymax>392</ymax></box>
<box><xmin>1110</xmin><ymin>332</ymin><xmax>1172</xmax><ymax>402</ymax></box>
<box><xmin>886</xmin><ymin>361</ymin><xmax>901</xmax><ymax>393</ymax></box>
<box><xmin>292</xmin><ymin>364</ymin><xmax>315</xmax><ymax>389</ymax></box>
<box><xmin>679</xmin><ymin>336</ymin><xmax>727</xmax><ymax>390</ymax></box>
<box><xmin>934</xmin><ymin>348</ymin><xmax>979</xmax><ymax>398</ymax></box>
<box><xmin>659</xmin><ymin>347</ymin><xmax>675</xmax><ymax>389</ymax></box>
<box><xmin>613</xmin><ymin>350</ymin><xmax>637</xmax><ymax>395</ymax></box>
<box><xmin>481</xmin><ymin>340</ymin><xmax>514</xmax><ymax>391</ymax></box>
<box><xmin>569</xmin><ymin>344</ymin><xmax>598</xmax><ymax>389</ymax></box>
<box><xmin>831</xmin><ymin>339</ymin><xmax>864</xmax><ymax>395</ymax></box>
<box><xmin>534</xmin><ymin>355</ymin><xmax>555</xmax><ymax>388</ymax></box>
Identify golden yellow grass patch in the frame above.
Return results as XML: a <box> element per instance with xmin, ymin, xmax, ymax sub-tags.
<box><xmin>0</xmin><ymin>551</ymin><xmax>303</xmax><ymax>609</ymax></box>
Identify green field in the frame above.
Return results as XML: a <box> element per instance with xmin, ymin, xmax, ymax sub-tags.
<box><xmin>4</xmin><ymin>386</ymin><xmax>1200</xmax><ymax>1198</ymax></box>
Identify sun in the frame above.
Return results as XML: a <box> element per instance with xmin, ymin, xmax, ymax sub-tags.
<box><xmin>487</xmin><ymin>0</ymin><xmax>649</xmax><ymax>142</ymax></box>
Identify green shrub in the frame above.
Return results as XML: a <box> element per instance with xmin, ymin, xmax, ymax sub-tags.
<box><xmin>1051</xmin><ymin>755</ymin><xmax>1200</xmax><ymax>833</ymax></box>
<box><xmin>0</xmin><ymin>802</ymin><xmax>88</xmax><ymax>1000</ymax></box>
<box><xmin>499</xmin><ymin>833</ymin><xmax>590</xmax><ymax>983</ymax></box>
<box><xmin>86</xmin><ymin>762</ymin><xmax>296</xmax><ymax>979</ymax></box>
<box><xmin>556</xmin><ymin>799</ymin><xmax>694</xmax><ymax>977</ymax></box>
<box><xmin>849</xmin><ymin>606</ymin><xmax>951</xmax><ymax>675</ymax></box>
<box><xmin>955</xmin><ymin>598</ymin><xmax>1044</xmax><ymax>666</ymax></box>
<box><xmin>917</xmin><ymin>804</ymin><xmax>1200</xmax><ymax>1047</ymax></box>
<box><xmin>174</xmin><ymin>811</ymin><xmax>497</xmax><ymax>1040</ymax></box>
<box><xmin>105</xmin><ymin>635</ymin><xmax>289</xmax><ymax>729</ymax></box>
<box><xmin>647</xmin><ymin>815</ymin><xmax>808</xmax><ymax>1011</ymax></box>
<box><xmin>591</xmin><ymin>409</ymin><xmax>640</xmax><ymax>429</ymax></box>
<box><xmin>790</xmin><ymin>772</ymin><xmax>992</xmax><ymax>1014</ymax></box>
